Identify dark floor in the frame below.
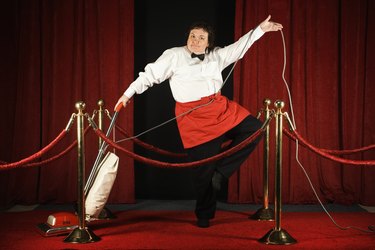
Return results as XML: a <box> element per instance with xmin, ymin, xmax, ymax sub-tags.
<box><xmin>32</xmin><ymin>199</ymin><xmax>369</xmax><ymax>213</ymax></box>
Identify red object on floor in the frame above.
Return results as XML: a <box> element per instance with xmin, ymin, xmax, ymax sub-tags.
<box><xmin>0</xmin><ymin>210</ymin><xmax>374</xmax><ymax>249</ymax></box>
<box><xmin>46</xmin><ymin>212</ymin><xmax>78</xmax><ymax>227</ymax></box>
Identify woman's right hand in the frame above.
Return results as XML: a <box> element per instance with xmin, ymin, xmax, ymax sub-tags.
<box><xmin>259</xmin><ymin>15</ymin><xmax>283</xmax><ymax>33</ymax></box>
<box><xmin>114</xmin><ymin>94</ymin><xmax>130</xmax><ymax>111</ymax></box>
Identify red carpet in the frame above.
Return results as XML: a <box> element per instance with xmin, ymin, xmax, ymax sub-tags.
<box><xmin>0</xmin><ymin>210</ymin><xmax>374</xmax><ymax>249</ymax></box>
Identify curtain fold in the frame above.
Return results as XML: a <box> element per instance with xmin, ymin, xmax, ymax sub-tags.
<box><xmin>230</xmin><ymin>0</ymin><xmax>375</xmax><ymax>205</ymax></box>
<box><xmin>0</xmin><ymin>0</ymin><xmax>135</xmax><ymax>208</ymax></box>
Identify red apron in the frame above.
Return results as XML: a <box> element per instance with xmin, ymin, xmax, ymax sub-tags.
<box><xmin>175</xmin><ymin>93</ymin><xmax>250</xmax><ymax>149</ymax></box>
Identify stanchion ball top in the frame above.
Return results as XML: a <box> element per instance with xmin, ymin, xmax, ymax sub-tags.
<box><xmin>97</xmin><ymin>99</ymin><xmax>104</xmax><ymax>106</ymax></box>
<box><xmin>263</xmin><ymin>98</ymin><xmax>271</xmax><ymax>106</ymax></box>
<box><xmin>274</xmin><ymin>100</ymin><xmax>285</xmax><ymax>109</ymax></box>
<box><xmin>75</xmin><ymin>101</ymin><xmax>86</xmax><ymax>111</ymax></box>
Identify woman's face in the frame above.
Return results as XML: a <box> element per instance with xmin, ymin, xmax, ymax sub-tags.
<box><xmin>187</xmin><ymin>28</ymin><xmax>209</xmax><ymax>54</ymax></box>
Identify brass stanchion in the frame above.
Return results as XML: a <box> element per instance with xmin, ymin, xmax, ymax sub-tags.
<box><xmin>250</xmin><ymin>98</ymin><xmax>275</xmax><ymax>221</ymax></box>
<box><xmin>259</xmin><ymin>100</ymin><xmax>296</xmax><ymax>245</ymax></box>
<box><xmin>64</xmin><ymin>102</ymin><xmax>100</xmax><ymax>243</ymax></box>
<box><xmin>97</xmin><ymin>99</ymin><xmax>104</xmax><ymax>148</ymax></box>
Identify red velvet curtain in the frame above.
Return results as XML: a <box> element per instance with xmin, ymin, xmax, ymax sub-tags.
<box><xmin>0</xmin><ymin>0</ymin><xmax>135</xmax><ymax>208</ymax></box>
<box><xmin>1</xmin><ymin>0</ymin><xmax>374</xmax><ymax>208</ymax></box>
<box><xmin>229</xmin><ymin>0</ymin><xmax>375</xmax><ymax>205</ymax></box>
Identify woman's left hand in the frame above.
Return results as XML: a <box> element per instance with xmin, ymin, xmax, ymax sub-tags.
<box><xmin>260</xmin><ymin>15</ymin><xmax>283</xmax><ymax>32</ymax></box>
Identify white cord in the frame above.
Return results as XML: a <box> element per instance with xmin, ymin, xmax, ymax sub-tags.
<box><xmin>114</xmin><ymin>28</ymin><xmax>374</xmax><ymax>233</ymax></box>
<box><xmin>280</xmin><ymin>31</ymin><xmax>296</xmax><ymax>129</ymax></box>
<box><xmin>279</xmin><ymin>30</ymin><xmax>374</xmax><ymax>233</ymax></box>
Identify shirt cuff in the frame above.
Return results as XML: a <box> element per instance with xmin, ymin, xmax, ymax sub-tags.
<box><xmin>124</xmin><ymin>87</ymin><xmax>136</xmax><ymax>99</ymax></box>
<box><xmin>253</xmin><ymin>25</ymin><xmax>265</xmax><ymax>39</ymax></box>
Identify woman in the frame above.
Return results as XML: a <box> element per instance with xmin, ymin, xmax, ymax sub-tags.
<box><xmin>116</xmin><ymin>15</ymin><xmax>283</xmax><ymax>228</ymax></box>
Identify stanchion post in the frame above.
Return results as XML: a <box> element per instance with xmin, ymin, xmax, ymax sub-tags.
<box><xmin>97</xmin><ymin>99</ymin><xmax>104</xmax><ymax>148</ymax></box>
<box><xmin>259</xmin><ymin>100</ymin><xmax>296</xmax><ymax>245</ymax></box>
<box><xmin>250</xmin><ymin>98</ymin><xmax>274</xmax><ymax>221</ymax></box>
<box><xmin>64</xmin><ymin>101</ymin><xmax>100</xmax><ymax>243</ymax></box>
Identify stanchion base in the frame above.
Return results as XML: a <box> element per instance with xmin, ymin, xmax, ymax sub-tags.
<box><xmin>249</xmin><ymin>207</ymin><xmax>274</xmax><ymax>221</ymax></box>
<box><xmin>258</xmin><ymin>228</ymin><xmax>297</xmax><ymax>245</ymax></box>
<box><xmin>63</xmin><ymin>227</ymin><xmax>100</xmax><ymax>243</ymax></box>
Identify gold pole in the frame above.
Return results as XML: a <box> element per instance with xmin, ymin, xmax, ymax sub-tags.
<box><xmin>64</xmin><ymin>101</ymin><xmax>100</xmax><ymax>243</ymax></box>
<box><xmin>259</xmin><ymin>100</ymin><xmax>296</xmax><ymax>245</ymax></box>
<box><xmin>250</xmin><ymin>98</ymin><xmax>274</xmax><ymax>221</ymax></box>
<box><xmin>97</xmin><ymin>99</ymin><xmax>104</xmax><ymax>148</ymax></box>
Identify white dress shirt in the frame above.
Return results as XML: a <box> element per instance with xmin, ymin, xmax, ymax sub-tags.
<box><xmin>124</xmin><ymin>25</ymin><xmax>264</xmax><ymax>103</ymax></box>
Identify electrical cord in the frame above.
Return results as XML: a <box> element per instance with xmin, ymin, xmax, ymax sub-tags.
<box><xmin>279</xmin><ymin>30</ymin><xmax>375</xmax><ymax>234</ymax></box>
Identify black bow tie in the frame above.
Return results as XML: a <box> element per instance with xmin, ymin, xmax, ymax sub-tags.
<box><xmin>191</xmin><ymin>53</ymin><xmax>205</xmax><ymax>61</ymax></box>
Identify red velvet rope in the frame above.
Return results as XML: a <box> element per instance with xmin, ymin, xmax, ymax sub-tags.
<box><xmin>0</xmin><ymin>127</ymin><xmax>91</xmax><ymax>171</ymax></box>
<box><xmin>23</xmin><ymin>139</ymin><xmax>76</xmax><ymax>167</ymax></box>
<box><xmin>94</xmin><ymin>127</ymin><xmax>264</xmax><ymax>168</ymax></box>
<box><xmin>115</xmin><ymin>125</ymin><xmax>187</xmax><ymax>158</ymax></box>
<box><xmin>0</xmin><ymin>130</ymin><xmax>68</xmax><ymax>171</ymax></box>
<box><xmin>283</xmin><ymin>128</ymin><xmax>375</xmax><ymax>166</ymax></box>
<box><xmin>283</xmin><ymin>128</ymin><xmax>375</xmax><ymax>155</ymax></box>
<box><xmin>3</xmin><ymin>116</ymin><xmax>372</xmax><ymax>172</ymax></box>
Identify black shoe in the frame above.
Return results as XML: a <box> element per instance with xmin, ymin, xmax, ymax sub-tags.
<box><xmin>212</xmin><ymin>171</ymin><xmax>224</xmax><ymax>191</ymax></box>
<box><xmin>197</xmin><ymin>218</ymin><xmax>210</xmax><ymax>228</ymax></box>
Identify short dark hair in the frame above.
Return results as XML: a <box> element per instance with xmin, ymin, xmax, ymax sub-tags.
<box><xmin>187</xmin><ymin>21</ymin><xmax>215</xmax><ymax>53</ymax></box>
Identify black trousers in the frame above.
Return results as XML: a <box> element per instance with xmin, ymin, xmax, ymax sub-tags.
<box><xmin>186</xmin><ymin>115</ymin><xmax>263</xmax><ymax>220</ymax></box>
